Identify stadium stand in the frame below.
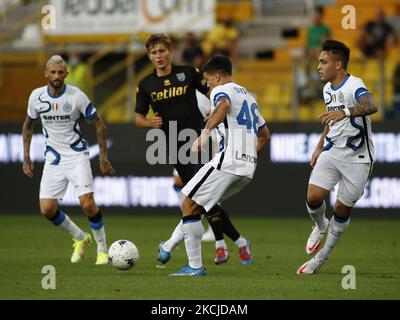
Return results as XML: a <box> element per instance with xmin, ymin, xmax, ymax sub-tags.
<box><xmin>234</xmin><ymin>0</ymin><xmax>400</xmax><ymax>121</ymax></box>
<box><xmin>1</xmin><ymin>0</ymin><xmax>399</xmax><ymax>123</ymax></box>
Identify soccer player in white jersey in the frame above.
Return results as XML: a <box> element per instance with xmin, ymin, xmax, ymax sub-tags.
<box><xmin>167</xmin><ymin>90</ymin><xmax>215</xmax><ymax>244</ymax></box>
<box><xmin>170</xmin><ymin>55</ymin><xmax>270</xmax><ymax>276</ymax></box>
<box><xmin>159</xmin><ymin>93</ymin><xmax>216</xmax><ymax>267</ymax></box>
<box><xmin>297</xmin><ymin>40</ymin><xmax>377</xmax><ymax>275</ymax></box>
<box><xmin>22</xmin><ymin>55</ymin><xmax>116</xmax><ymax>265</ymax></box>
<box><xmin>137</xmin><ymin>34</ymin><xmax>253</xmax><ymax>267</ymax></box>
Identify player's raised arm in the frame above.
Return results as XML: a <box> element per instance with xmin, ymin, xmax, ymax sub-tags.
<box><xmin>91</xmin><ymin>114</ymin><xmax>116</xmax><ymax>176</ymax></box>
<box><xmin>22</xmin><ymin>116</ymin><xmax>36</xmax><ymax>177</ymax></box>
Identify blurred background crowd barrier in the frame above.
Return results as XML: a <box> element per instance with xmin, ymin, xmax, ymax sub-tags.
<box><xmin>1</xmin><ymin>122</ymin><xmax>399</xmax><ymax>215</ymax></box>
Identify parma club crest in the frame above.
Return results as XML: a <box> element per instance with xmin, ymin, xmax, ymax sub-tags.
<box><xmin>176</xmin><ymin>72</ymin><xmax>185</xmax><ymax>82</ymax></box>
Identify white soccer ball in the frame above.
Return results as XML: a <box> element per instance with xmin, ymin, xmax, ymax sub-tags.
<box><xmin>108</xmin><ymin>240</ymin><xmax>139</xmax><ymax>270</ymax></box>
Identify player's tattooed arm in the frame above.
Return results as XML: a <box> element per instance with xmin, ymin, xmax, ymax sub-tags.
<box><xmin>319</xmin><ymin>95</ymin><xmax>378</xmax><ymax>126</ymax></box>
<box><xmin>349</xmin><ymin>94</ymin><xmax>378</xmax><ymax>117</ymax></box>
<box><xmin>92</xmin><ymin>115</ymin><xmax>116</xmax><ymax>176</ymax></box>
<box><xmin>22</xmin><ymin>116</ymin><xmax>36</xmax><ymax>177</ymax></box>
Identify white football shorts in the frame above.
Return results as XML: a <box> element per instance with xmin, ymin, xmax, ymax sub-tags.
<box><xmin>39</xmin><ymin>153</ymin><xmax>94</xmax><ymax>199</ymax></box>
<box><xmin>309</xmin><ymin>151</ymin><xmax>372</xmax><ymax>207</ymax></box>
<box><xmin>182</xmin><ymin>162</ymin><xmax>251</xmax><ymax>211</ymax></box>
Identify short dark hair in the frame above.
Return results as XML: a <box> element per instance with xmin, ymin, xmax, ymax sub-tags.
<box><xmin>321</xmin><ymin>40</ymin><xmax>350</xmax><ymax>69</ymax></box>
<box><xmin>145</xmin><ymin>33</ymin><xmax>172</xmax><ymax>51</ymax></box>
<box><xmin>202</xmin><ymin>55</ymin><xmax>232</xmax><ymax>76</ymax></box>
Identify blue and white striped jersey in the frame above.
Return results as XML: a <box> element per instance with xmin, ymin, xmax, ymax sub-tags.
<box><xmin>27</xmin><ymin>84</ymin><xmax>97</xmax><ymax>164</ymax></box>
<box><xmin>323</xmin><ymin>74</ymin><xmax>375</xmax><ymax>163</ymax></box>
<box><xmin>209</xmin><ymin>82</ymin><xmax>266</xmax><ymax>179</ymax></box>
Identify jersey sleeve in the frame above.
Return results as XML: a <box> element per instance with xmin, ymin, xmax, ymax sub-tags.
<box><xmin>192</xmin><ymin>67</ymin><xmax>209</xmax><ymax>95</ymax></box>
<box><xmin>135</xmin><ymin>80</ymin><xmax>151</xmax><ymax>115</ymax></box>
<box><xmin>210</xmin><ymin>86</ymin><xmax>231</xmax><ymax>108</ymax></box>
<box><xmin>352</xmin><ymin>78</ymin><xmax>373</xmax><ymax>102</ymax></box>
<box><xmin>195</xmin><ymin>90</ymin><xmax>211</xmax><ymax>119</ymax></box>
<box><xmin>27</xmin><ymin>91</ymin><xmax>39</xmax><ymax>120</ymax></box>
<box><xmin>78</xmin><ymin>90</ymin><xmax>97</xmax><ymax>120</ymax></box>
<box><xmin>258</xmin><ymin>113</ymin><xmax>266</xmax><ymax>129</ymax></box>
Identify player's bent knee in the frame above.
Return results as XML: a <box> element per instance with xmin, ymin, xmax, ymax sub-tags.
<box><xmin>307</xmin><ymin>185</ymin><xmax>327</xmax><ymax>206</ymax></box>
<box><xmin>334</xmin><ymin>201</ymin><xmax>352</xmax><ymax>217</ymax></box>
<box><xmin>40</xmin><ymin>208</ymin><xmax>57</xmax><ymax>219</ymax></box>
<box><xmin>307</xmin><ymin>194</ymin><xmax>324</xmax><ymax>207</ymax></box>
<box><xmin>79</xmin><ymin>194</ymin><xmax>98</xmax><ymax>215</ymax></box>
<box><xmin>81</xmin><ymin>201</ymin><xmax>98</xmax><ymax>215</ymax></box>
<box><xmin>39</xmin><ymin>202</ymin><xmax>58</xmax><ymax>218</ymax></box>
<box><xmin>182</xmin><ymin>197</ymin><xmax>192</xmax><ymax>215</ymax></box>
<box><xmin>182</xmin><ymin>197</ymin><xmax>201</xmax><ymax>215</ymax></box>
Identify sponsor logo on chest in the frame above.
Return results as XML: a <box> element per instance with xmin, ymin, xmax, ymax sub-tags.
<box><xmin>151</xmin><ymin>85</ymin><xmax>189</xmax><ymax>102</ymax></box>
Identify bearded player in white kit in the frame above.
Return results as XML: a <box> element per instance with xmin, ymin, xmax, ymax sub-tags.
<box><xmin>170</xmin><ymin>55</ymin><xmax>270</xmax><ymax>276</ymax></box>
<box><xmin>22</xmin><ymin>55</ymin><xmax>116</xmax><ymax>265</ymax></box>
<box><xmin>297</xmin><ymin>40</ymin><xmax>377</xmax><ymax>275</ymax></box>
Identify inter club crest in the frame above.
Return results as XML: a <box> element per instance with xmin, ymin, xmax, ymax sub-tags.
<box><xmin>176</xmin><ymin>72</ymin><xmax>185</xmax><ymax>82</ymax></box>
<box><xmin>338</xmin><ymin>92</ymin><xmax>344</xmax><ymax>103</ymax></box>
<box><xmin>63</xmin><ymin>102</ymin><xmax>72</xmax><ymax>112</ymax></box>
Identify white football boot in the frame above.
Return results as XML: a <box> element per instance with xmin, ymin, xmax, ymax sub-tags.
<box><xmin>306</xmin><ymin>217</ymin><xmax>329</xmax><ymax>255</ymax></box>
<box><xmin>297</xmin><ymin>254</ymin><xmax>327</xmax><ymax>275</ymax></box>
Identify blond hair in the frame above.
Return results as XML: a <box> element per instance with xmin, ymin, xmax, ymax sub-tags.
<box><xmin>46</xmin><ymin>55</ymin><xmax>67</xmax><ymax>70</ymax></box>
<box><xmin>145</xmin><ymin>33</ymin><xmax>172</xmax><ymax>51</ymax></box>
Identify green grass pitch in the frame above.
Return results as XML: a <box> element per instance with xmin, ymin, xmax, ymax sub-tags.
<box><xmin>1</xmin><ymin>214</ymin><xmax>399</xmax><ymax>300</ymax></box>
